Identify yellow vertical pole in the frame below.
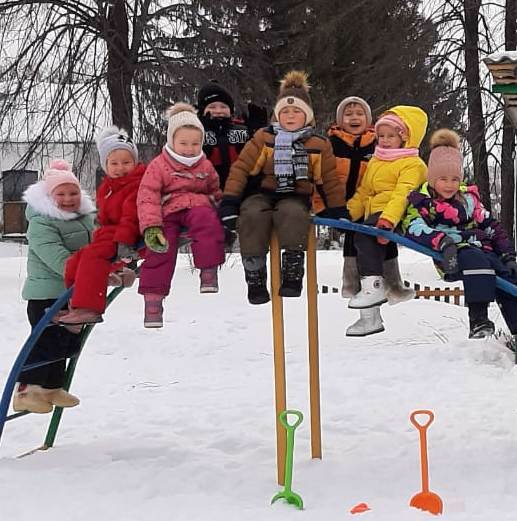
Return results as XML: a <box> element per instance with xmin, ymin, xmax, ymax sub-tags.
<box><xmin>306</xmin><ymin>225</ymin><xmax>322</xmax><ymax>459</ymax></box>
<box><xmin>270</xmin><ymin>232</ymin><xmax>287</xmax><ymax>485</ymax></box>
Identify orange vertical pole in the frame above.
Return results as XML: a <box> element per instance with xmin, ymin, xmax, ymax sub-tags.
<box><xmin>270</xmin><ymin>232</ymin><xmax>287</xmax><ymax>485</ymax></box>
<box><xmin>306</xmin><ymin>225</ymin><xmax>322</xmax><ymax>459</ymax></box>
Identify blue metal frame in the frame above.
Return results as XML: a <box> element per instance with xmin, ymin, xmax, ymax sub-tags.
<box><xmin>313</xmin><ymin>217</ymin><xmax>517</xmax><ymax>297</ymax></box>
<box><xmin>0</xmin><ymin>288</ymin><xmax>72</xmax><ymax>442</ymax></box>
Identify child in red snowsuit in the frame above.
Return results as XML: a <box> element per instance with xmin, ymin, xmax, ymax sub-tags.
<box><xmin>59</xmin><ymin>126</ymin><xmax>145</xmax><ymax>325</ymax></box>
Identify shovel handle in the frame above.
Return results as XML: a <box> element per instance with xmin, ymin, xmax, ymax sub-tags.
<box><xmin>279</xmin><ymin>410</ymin><xmax>304</xmax><ymax>431</ymax></box>
<box><xmin>410</xmin><ymin>410</ymin><xmax>434</xmax><ymax>431</ymax></box>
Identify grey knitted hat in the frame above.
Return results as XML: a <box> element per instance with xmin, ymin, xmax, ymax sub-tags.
<box><xmin>95</xmin><ymin>126</ymin><xmax>139</xmax><ymax>171</ymax></box>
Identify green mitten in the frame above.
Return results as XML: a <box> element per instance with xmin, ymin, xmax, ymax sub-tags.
<box><xmin>144</xmin><ymin>226</ymin><xmax>169</xmax><ymax>253</ymax></box>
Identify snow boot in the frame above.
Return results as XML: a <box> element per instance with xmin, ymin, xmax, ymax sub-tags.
<box><xmin>383</xmin><ymin>257</ymin><xmax>415</xmax><ymax>305</ymax></box>
<box><xmin>59</xmin><ymin>308</ymin><xmax>103</xmax><ymax>326</ymax></box>
<box><xmin>200</xmin><ymin>267</ymin><xmax>219</xmax><ymax>293</ymax></box>
<box><xmin>13</xmin><ymin>384</ymin><xmax>53</xmax><ymax>414</ymax></box>
<box><xmin>42</xmin><ymin>388</ymin><xmax>80</xmax><ymax>408</ymax></box>
<box><xmin>243</xmin><ymin>256</ymin><xmax>270</xmax><ymax>305</ymax></box>
<box><xmin>468</xmin><ymin>302</ymin><xmax>495</xmax><ymax>339</ymax></box>
<box><xmin>279</xmin><ymin>250</ymin><xmax>305</xmax><ymax>297</ymax></box>
<box><xmin>144</xmin><ymin>294</ymin><xmax>164</xmax><ymax>328</ymax></box>
<box><xmin>469</xmin><ymin>319</ymin><xmax>495</xmax><ymax>339</ymax></box>
<box><xmin>346</xmin><ymin>306</ymin><xmax>385</xmax><ymax>337</ymax></box>
<box><xmin>341</xmin><ymin>256</ymin><xmax>361</xmax><ymax>298</ymax></box>
<box><xmin>348</xmin><ymin>276</ymin><xmax>387</xmax><ymax>309</ymax></box>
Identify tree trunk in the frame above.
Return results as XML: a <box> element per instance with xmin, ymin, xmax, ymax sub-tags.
<box><xmin>463</xmin><ymin>0</ymin><xmax>491</xmax><ymax>211</ymax></box>
<box><xmin>501</xmin><ymin>0</ymin><xmax>516</xmax><ymax>246</ymax></box>
<box><xmin>106</xmin><ymin>0</ymin><xmax>133</xmax><ymax>133</ymax></box>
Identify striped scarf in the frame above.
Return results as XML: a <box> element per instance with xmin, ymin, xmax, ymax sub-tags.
<box><xmin>272</xmin><ymin>124</ymin><xmax>313</xmax><ymax>193</ymax></box>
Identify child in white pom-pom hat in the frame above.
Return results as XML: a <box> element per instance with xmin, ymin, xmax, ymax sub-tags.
<box><xmin>13</xmin><ymin>159</ymin><xmax>95</xmax><ymax>414</ymax></box>
<box><xmin>137</xmin><ymin>103</ymin><xmax>225</xmax><ymax>328</ymax></box>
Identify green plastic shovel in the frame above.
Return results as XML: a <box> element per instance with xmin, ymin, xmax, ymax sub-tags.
<box><xmin>271</xmin><ymin>409</ymin><xmax>304</xmax><ymax>510</ymax></box>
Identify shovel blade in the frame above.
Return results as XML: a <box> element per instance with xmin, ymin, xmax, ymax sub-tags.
<box><xmin>410</xmin><ymin>491</ymin><xmax>443</xmax><ymax>515</ymax></box>
<box><xmin>271</xmin><ymin>491</ymin><xmax>304</xmax><ymax>510</ymax></box>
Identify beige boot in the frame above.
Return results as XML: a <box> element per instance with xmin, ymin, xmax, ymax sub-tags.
<box><xmin>341</xmin><ymin>256</ymin><xmax>361</xmax><ymax>298</ymax></box>
<box><xmin>383</xmin><ymin>257</ymin><xmax>415</xmax><ymax>305</ymax></box>
<box><xmin>42</xmin><ymin>388</ymin><xmax>80</xmax><ymax>408</ymax></box>
<box><xmin>13</xmin><ymin>384</ymin><xmax>53</xmax><ymax>414</ymax></box>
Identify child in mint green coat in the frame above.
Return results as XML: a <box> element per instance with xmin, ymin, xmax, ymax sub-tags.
<box><xmin>13</xmin><ymin>159</ymin><xmax>95</xmax><ymax>414</ymax></box>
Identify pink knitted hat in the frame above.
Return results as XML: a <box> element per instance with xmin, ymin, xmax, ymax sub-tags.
<box><xmin>427</xmin><ymin>129</ymin><xmax>463</xmax><ymax>187</ymax></box>
<box><xmin>374</xmin><ymin>113</ymin><xmax>409</xmax><ymax>141</ymax></box>
<box><xmin>43</xmin><ymin>159</ymin><xmax>81</xmax><ymax>194</ymax></box>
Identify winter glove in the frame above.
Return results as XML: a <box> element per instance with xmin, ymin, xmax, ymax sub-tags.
<box><xmin>144</xmin><ymin>226</ymin><xmax>169</xmax><ymax>253</ymax></box>
<box><xmin>219</xmin><ymin>196</ymin><xmax>240</xmax><ymax>232</ymax></box>
<box><xmin>502</xmin><ymin>253</ymin><xmax>517</xmax><ymax>277</ymax></box>
<box><xmin>439</xmin><ymin>236</ymin><xmax>459</xmax><ymax>275</ymax></box>
<box><xmin>116</xmin><ymin>243</ymin><xmax>140</xmax><ymax>264</ymax></box>
<box><xmin>246</xmin><ymin>103</ymin><xmax>268</xmax><ymax>136</ymax></box>
<box><xmin>375</xmin><ymin>218</ymin><xmax>393</xmax><ymax>245</ymax></box>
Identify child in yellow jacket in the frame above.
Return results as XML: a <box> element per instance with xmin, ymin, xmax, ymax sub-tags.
<box><xmin>345</xmin><ymin>105</ymin><xmax>428</xmax><ymax>335</ymax></box>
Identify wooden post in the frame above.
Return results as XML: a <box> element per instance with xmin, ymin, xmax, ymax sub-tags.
<box><xmin>270</xmin><ymin>232</ymin><xmax>287</xmax><ymax>485</ymax></box>
<box><xmin>306</xmin><ymin>225</ymin><xmax>322</xmax><ymax>459</ymax></box>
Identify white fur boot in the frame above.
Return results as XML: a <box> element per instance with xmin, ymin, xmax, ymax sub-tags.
<box><xmin>348</xmin><ymin>276</ymin><xmax>387</xmax><ymax>309</ymax></box>
<box><xmin>341</xmin><ymin>256</ymin><xmax>360</xmax><ymax>298</ymax></box>
<box><xmin>346</xmin><ymin>306</ymin><xmax>385</xmax><ymax>337</ymax></box>
<box><xmin>383</xmin><ymin>257</ymin><xmax>415</xmax><ymax>305</ymax></box>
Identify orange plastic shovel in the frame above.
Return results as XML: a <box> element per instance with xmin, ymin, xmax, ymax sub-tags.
<box><xmin>409</xmin><ymin>410</ymin><xmax>443</xmax><ymax>515</ymax></box>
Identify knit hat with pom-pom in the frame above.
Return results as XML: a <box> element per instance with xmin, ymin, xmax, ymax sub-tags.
<box><xmin>166</xmin><ymin>102</ymin><xmax>205</xmax><ymax>147</ymax></box>
<box><xmin>95</xmin><ymin>125</ymin><xmax>139</xmax><ymax>171</ymax></box>
<box><xmin>43</xmin><ymin>159</ymin><xmax>81</xmax><ymax>194</ymax></box>
<box><xmin>273</xmin><ymin>70</ymin><xmax>315</xmax><ymax>126</ymax></box>
<box><xmin>427</xmin><ymin>129</ymin><xmax>463</xmax><ymax>187</ymax></box>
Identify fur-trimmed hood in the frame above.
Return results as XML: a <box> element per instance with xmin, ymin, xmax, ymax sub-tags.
<box><xmin>23</xmin><ymin>180</ymin><xmax>96</xmax><ymax>221</ymax></box>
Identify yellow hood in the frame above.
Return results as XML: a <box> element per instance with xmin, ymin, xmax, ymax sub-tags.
<box><xmin>383</xmin><ymin>105</ymin><xmax>428</xmax><ymax>149</ymax></box>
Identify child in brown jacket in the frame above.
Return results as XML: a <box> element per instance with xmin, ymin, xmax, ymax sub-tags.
<box><xmin>219</xmin><ymin>71</ymin><xmax>347</xmax><ymax>304</ymax></box>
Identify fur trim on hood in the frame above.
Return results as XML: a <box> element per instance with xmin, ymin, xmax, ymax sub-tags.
<box><xmin>23</xmin><ymin>180</ymin><xmax>96</xmax><ymax>221</ymax></box>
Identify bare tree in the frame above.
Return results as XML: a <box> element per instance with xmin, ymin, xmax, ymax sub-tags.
<box><xmin>500</xmin><ymin>0</ymin><xmax>516</xmax><ymax>244</ymax></box>
<box><xmin>0</xmin><ymin>1</ymin><xmax>270</xmax><ymax>167</ymax></box>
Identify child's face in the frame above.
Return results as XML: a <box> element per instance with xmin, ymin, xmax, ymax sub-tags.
<box><xmin>433</xmin><ymin>173</ymin><xmax>461</xmax><ymax>200</ymax></box>
<box><xmin>173</xmin><ymin>127</ymin><xmax>203</xmax><ymax>157</ymax></box>
<box><xmin>52</xmin><ymin>183</ymin><xmax>81</xmax><ymax>212</ymax></box>
<box><xmin>204</xmin><ymin>102</ymin><xmax>231</xmax><ymax>119</ymax></box>
<box><xmin>341</xmin><ymin>104</ymin><xmax>368</xmax><ymax>135</ymax></box>
<box><xmin>106</xmin><ymin>149</ymin><xmax>136</xmax><ymax>178</ymax></box>
<box><xmin>279</xmin><ymin>106</ymin><xmax>306</xmax><ymax>131</ymax></box>
<box><xmin>376</xmin><ymin>125</ymin><xmax>404</xmax><ymax>149</ymax></box>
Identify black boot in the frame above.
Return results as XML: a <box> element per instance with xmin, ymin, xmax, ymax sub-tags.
<box><xmin>243</xmin><ymin>256</ymin><xmax>270</xmax><ymax>305</ymax></box>
<box><xmin>468</xmin><ymin>302</ymin><xmax>495</xmax><ymax>339</ymax></box>
<box><xmin>279</xmin><ymin>250</ymin><xmax>305</xmax><ymax>297</ymax></box>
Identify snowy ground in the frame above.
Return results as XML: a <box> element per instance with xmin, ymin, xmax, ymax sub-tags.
<box><xmin>1</xmin><ymin>243</ymin><xmax>517</xmax><ymax>521</ymax></box>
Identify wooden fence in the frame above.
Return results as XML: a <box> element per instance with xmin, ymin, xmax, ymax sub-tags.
<box><xmin>319</xmin><ymin>281</ymin><xmax>464</xmax><ymax>306</ymax></box>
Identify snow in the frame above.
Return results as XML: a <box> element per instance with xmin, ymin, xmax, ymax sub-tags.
<box><xmin>1</xmin><ymin>243</ymin><xmax>517</xmax><ymax>521</ymax></box>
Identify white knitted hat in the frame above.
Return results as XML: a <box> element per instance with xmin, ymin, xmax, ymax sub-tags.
<box><xmin>166</xmin><ymin>103</ymin><xmax>205</xmax><ymax>147</ymax></box>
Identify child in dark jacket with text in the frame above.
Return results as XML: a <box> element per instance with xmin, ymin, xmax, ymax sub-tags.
<box><xmin>59</xmin><ymin>126</ymin><xmax>146</xmax><ymax>326</ymax></box>
<box><xmin>137</xmin><ymin>103</ymin><xmax>225</xmax><ymax>328</ymax></box>
<box><xmin>197</xmin><ymin>81</ymin><xmax>250</xmax><ymax>191</ymax></box>
<box><xmin>404</xmin><ymin>129</ymin><xmax>517</xmax><ymax>339</ymax></box>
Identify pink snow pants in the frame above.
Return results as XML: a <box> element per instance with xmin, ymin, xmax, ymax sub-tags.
<box><xmin>138</xmin><ymin>206</ymin><xmax>225</xmax><ymax>296</ymax></box>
